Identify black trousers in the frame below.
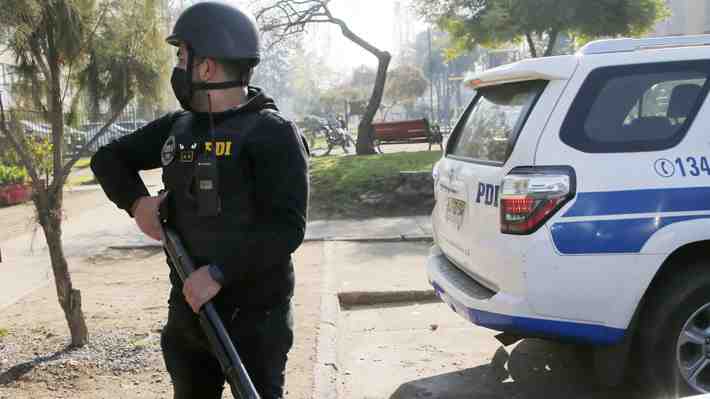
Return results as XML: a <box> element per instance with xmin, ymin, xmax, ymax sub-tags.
<box><xmin>161</xmin><ymin>293</ymin><xmax>294</xmax><ymax>399</ymax></box>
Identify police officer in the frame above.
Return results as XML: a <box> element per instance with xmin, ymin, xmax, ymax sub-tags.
<box><xmin>90</xmin><ymin>2</ymin><xmax>309</xmax><ymax>398</ymax></box>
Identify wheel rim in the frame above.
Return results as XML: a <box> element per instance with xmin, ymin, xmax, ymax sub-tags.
<box><xmin>677</xmin><ymin>302</ymin><xmax>710</xmax><ymax>393</ymax></box>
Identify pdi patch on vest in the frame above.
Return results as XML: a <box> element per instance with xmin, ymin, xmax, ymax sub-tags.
<box><xmin>161</xmin><ymin>135</ymin><xmax>176</xmax><ymax>166</ymax></box>
<box><xmin>179</xmin><ymin>142</ymin><xmax>198</xmax><ymax>162</ymax></box>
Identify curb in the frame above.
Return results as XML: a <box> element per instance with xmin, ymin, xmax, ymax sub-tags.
<box><xmin>312</xmin><ymin>243</ymin><xmax>339</xmax><ymax>399</ymax></box>
<box><xmin>108</xmin><ymin>244</ymin><xmax>162</xmax><ymax>251</ymax></box>
<box><xmin>338</xmin><ymin>290</ymin><xmax>438</xmax><ymax>309</ymax></box>
<box><xmin>304</xmin><ymin>234</ymin><xmax>433</xmax><ymax>243</ymax></box>
<box><xmin>109</xmin><ymin>234</ymin><xmax>434</xmax><ymax>252</ymax></box>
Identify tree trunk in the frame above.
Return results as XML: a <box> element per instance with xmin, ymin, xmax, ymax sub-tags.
<box><xmin>525</xmin><ymin>32</ymin><xmax>538</xmax><ymax>58</ymax></box>
<box><xmin>39</xmin><ymin>200</ymin><xmax>89</xmax><ymax>347</ymax></box>
<box><xmin>544</xmin><ymin>30</ymin><xmax>559</xmax><ymax>57</ymax></box>
<box><xmin>327</xmin><ymin>17</ymin><xmax>391</xmax><ymax>155</ymax></box>
<box><xmin>356</xmin><ymin>51</ymin><xmax>391</xmax><ymax>155</ymax></box>
<box><xmin>45</xmin><ymin>13</ymin><xmax>89</xmax><ymax>347</ymax></box>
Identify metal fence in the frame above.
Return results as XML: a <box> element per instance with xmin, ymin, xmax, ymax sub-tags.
<box><xmin>2</xmin><ymin>108</ymin><xmax>149</xmax><ymax>157</ymax></box>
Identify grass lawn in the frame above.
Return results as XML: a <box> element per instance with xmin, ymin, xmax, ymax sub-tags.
<box><xmin>309</xmin><ymin>150</ymin><xmax>440</xmax><ymax>219</ymax></box>
<box><xmin>67</xmin><ymin>174</ymin><xmax>97</xmax><ymax>186</ymax></box>
<box><xmin>73</xmin><ymin>157</ymin><xmax>92</xmax><ymax>169</ymax></box>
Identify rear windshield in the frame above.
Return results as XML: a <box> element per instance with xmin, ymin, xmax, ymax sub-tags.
<box><xmin>448</xmin><ymin>80</ymin><xmax>546</xmax><ymax>164</ymax></box>
<box><xmin>561</xmin><ymin>60</ymin><xmax>710</xmax><ymax>153</ymax></box>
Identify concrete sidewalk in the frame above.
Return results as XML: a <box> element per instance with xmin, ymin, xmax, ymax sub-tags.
<box><xmin>314</xmin><ymin>239</ymin><xmax>439</xmax><ymax>398</ymax></box>
<box><xmin>306</xmin><ymin>215</ymin><xmax>432</xmax><ymax>241</ymax></box>
<box><xmin>322</xmin><ymin>238</ymin><xmax>646</xmax><ymax>399</ymax></box>
<box><xmin>0</xmin><ymin>170</ymin><xmax>163</xmax><ymax>309</ymax></box>
<box><xmin>1</xmin><ymin>181</ymin><xmax>433</xmax><ymax>310</ymax></box>
<box><xmin>325</xmin><ymin>241</ymin><xmax>435</xmax><ymax>308</ymax></box>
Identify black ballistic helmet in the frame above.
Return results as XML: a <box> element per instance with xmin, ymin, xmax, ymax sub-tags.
<box><xmin>167</xmin><ymin>1</ymin><xmax>261</xmax><ymax>67</ymax></box>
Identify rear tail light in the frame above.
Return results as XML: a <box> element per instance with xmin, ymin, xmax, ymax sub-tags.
<box><xmin>500</xmin><ymin>167</ymin><xmax>575</xmax><ymax>234</ymax></box>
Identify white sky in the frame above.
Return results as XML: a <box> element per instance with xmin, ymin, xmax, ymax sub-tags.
<box><xmin>305</xmin><ymin>0</ymin><xmax>426</xmax><ymax>71</ymax></box>
<box><xmin>229</xmin><ymin>0</ymin><xmax>427</xmax><ymax>72</ymax></box>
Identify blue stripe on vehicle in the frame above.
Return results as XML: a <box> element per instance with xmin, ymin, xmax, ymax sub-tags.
<box><xmin>430</xmin><ymin>281</ymin><xmax>625</xmax><ymax>345</ymax></box>
<box><xmin>550</xmin><ymin>215</ymin><xmax>710</xmax><ymax>254</ymax></box>
<box><xmin>563</xmin><ymin>187</ymin><xmax>710</xmax><ymax>217</ymax></box>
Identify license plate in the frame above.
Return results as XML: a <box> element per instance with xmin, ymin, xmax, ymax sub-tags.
<box><xmin>445</xmin><ymin>198</ymin><xmax>466</xmax><ymax>230</ymax></box>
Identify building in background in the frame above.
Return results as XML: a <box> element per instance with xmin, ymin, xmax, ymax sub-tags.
<box><xmin>652</xmin><ymin>0</ymin><xmax>710</xmax><ymax>36</ymax></box>
<box><xmin>392</xmin><ymin>1</ymin><xmax>417</xmax><ymax>59</ymax></box>
<box><xmin>0</xmin><ymin>49</ymin><xmax>17</xmax><ymax>107</ymax></box>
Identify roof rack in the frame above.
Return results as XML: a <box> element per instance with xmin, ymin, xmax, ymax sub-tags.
<box><xmin>579</xmin><ymin>35</ymin><xmax>710</xmax><ymax>55</ymax></box>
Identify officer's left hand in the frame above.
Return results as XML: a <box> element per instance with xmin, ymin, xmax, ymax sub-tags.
<box><xmin>183</xmin><ymin>266</ymin><xmax>222</xmax><ymax>313</ymax></box>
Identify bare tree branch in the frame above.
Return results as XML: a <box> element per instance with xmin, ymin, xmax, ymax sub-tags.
<box><xmin>57</xmin><ymin>94</ymin><xmax>132</xmax><ymax>187</ymax></box>
<box><xmin>28</xmin><ymin>39</ymin><xmax>52</xmax><ymax>83</ymax></box>
<box><xmin>256</xmin><ymin>0</ymin><xmax>388</xmax><ymax>154</ymax></box>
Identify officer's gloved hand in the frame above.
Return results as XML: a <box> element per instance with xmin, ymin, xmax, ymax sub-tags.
<box><xmin>131</xmin><ymin>192</ymin><xmax>167</xmax><ymax>241</ymax></box>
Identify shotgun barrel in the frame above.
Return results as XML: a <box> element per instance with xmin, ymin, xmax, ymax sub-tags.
<box><xmin>160</xmin><ymin>222</ymin><xmax>260</xmax><ymax>399</ymax></box>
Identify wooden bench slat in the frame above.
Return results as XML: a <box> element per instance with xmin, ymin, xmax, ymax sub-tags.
<box><xmin>371</xmin><ymin>118</ymin><xmax>443</xmax><ymax>152</ymax></box>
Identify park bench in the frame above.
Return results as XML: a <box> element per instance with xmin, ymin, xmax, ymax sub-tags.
<box><xmin>371</xmin><ymin>118</ymin><xmax>443</xmax><ymax>153</ymax></box>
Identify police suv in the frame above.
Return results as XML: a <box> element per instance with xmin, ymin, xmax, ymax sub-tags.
<box><xmin>428</xmin><ymin>35</ymin><xmax>710</xmax><ymax>394</ymax></box>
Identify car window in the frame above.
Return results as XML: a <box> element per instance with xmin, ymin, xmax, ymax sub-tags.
<box><xmin>561</xmin><ymin>61</ymin><xmax>710</xmax><ymax>152</ymax></box>
<box><xmin>448</xmin><ymin>80</ymin><xmax>546</xmax><ymax>164</ymax></box>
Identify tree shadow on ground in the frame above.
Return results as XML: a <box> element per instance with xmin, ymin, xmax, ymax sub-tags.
<box><xmin>0</xmin><ymin>347</ymin><xmax>71</xmax><ymax>385</ymax></box>
<box><xmin>389</xmin><ymin>339</ymin><xmax>655</xmax><ymax>399</ymax></box>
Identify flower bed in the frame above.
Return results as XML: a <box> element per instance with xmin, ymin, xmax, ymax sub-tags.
<box><xmin>0</xmin><ymin>183</ymin><xmax>32</xmax><ymax>205</ymax></box>
<box><xmin>0</xmin><ymin>165</ymin><xmax>31</xmax><ymax>206</ymax></box>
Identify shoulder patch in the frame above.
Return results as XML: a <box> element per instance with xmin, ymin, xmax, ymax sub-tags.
<box><xmin>161</xmin><ymin>135</ymin><xmax>176</xmax><ymax>166</ymax></box>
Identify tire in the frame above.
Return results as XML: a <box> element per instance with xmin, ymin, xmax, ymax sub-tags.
<box><xmin>638</xmin><ymin>260</ymin><xmax>710</xmax><ymax>397</ymax></box>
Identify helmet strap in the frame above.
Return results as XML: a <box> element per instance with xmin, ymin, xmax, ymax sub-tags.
<box><xmin>193</xmin><ymin>80</ymin><xmax>244</xmax><ymax>91</ymax></box>
<box><xmin>185</xmin><ymin>46</ymin><xmax>195</xmax><ymax>103</ymax></box>
<box><xmin>187</xmin><ymin>48</ymin><xmax>248</xmax><ymax>93</ymax></box>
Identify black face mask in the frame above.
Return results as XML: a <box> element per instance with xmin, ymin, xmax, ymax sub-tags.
<box><xmin>171</xmin><ymin>67</ymin><xmax>193</xmax><ymax>111</ymax></box>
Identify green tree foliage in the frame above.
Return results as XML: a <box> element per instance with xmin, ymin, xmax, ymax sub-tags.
<box><xmin>382</xmin><ymin>65</ymin><xmax>428</xmax><ymax>120</ymax></box>
<box><xmin>351</xmin><ymin>65</ymin><xmax>377</xmax><ymax>89</ymax></box>
<box><xmin>286</xmin><ymin>46</ymin><xmax>336</xmax><ymax>116</ymax></box>
<box><xmin>414</xmin><ymin>0</ymin><xmax>669</xmax><ymax>57</ymax></box>
<box><xmin>79</xmin><ymin>0</ymin><xmax>169</xmax><ymax>115</ymax></box>
<box><xmin>341</xmin><ymin>65</ymin><xmax>377</xmax><ymax>106</ymax></box>
<box><xmin>0</xmin><ymin>0</ymin><xmax>168</xmax><ymax>347</ymax></box>
<box><xmin>252</xmin><ymin>42</ymin><xmax>296</xmax><ymax>108</ymax></box>
<box><xmin>0</xmin><ymin>164</ymin><xmax>29</xmax><ymax>185</ymax></box>
<box><xmin>407</xmin><ymin>30</ymin><xmax>477</xmax><ymax>124</ymax></box>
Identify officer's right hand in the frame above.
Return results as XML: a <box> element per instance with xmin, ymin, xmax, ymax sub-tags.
<box><xmin>132</xmin><ymin>193</ymin><xmax>166</xmax><ymax>241</ymax></box>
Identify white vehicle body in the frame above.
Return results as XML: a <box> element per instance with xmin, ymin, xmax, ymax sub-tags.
<box><xmin>429</xmin><ymin>35</ymin><xmax>710</xmax><ymax>349</ymax></box>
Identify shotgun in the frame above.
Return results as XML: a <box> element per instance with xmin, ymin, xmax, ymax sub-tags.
<box><xmin>159</xmin><ymin>212</ymin><xmax>260</xmax><ymax>399</ymax></box>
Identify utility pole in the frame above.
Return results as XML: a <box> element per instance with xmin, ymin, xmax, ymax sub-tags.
<box><xmin>427</xmin><ymin>27</ymin><xmax>435</xmax><ymax>123</ymax></box>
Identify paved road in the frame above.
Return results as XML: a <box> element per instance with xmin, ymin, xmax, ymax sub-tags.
<box><xmin>326</xmin><ymin>241</ymin><xmax>651</xmax><ymax>399</ymax></box>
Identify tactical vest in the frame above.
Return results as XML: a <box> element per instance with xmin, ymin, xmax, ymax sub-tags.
<box><xmin>161</xmin><ymin>110</ymin><xmax>261</xmax><ymax>282</ymax></box>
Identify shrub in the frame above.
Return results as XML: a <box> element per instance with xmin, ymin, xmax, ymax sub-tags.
<box><xmin>0</xmin><ymin>164</ymin><xmax>28</xmax><ymax>185</ymax></box>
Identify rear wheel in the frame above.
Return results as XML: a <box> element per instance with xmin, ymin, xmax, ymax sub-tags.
<box><xmin>639</xmin><ymin>261</ymin><xmax>710</xmax><ymax>397</ymax></box>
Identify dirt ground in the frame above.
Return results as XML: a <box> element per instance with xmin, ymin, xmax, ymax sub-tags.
<box><xmin>0</xmin><ymin>189</ymin><xmax>103</xmax><ymax>243</ymax></box>
<box><xmin>0</xmin><ymin>241</ymin><xmax>324</xmax><ymax>399</ymax></box>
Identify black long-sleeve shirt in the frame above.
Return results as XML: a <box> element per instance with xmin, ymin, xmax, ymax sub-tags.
<box><xmin>91</xmin><ymin>88</ymin><xmax>309</xmax><ymax>310</ymax></box>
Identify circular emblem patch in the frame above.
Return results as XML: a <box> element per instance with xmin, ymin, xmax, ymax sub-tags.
<box><xmin>161</xmin><ymin>135</ymin><xmax>176</xmax><ymax>166</ymax></box>
<box><xmin>654</xmin><ymin>158</ymin><xmax>675</xmax><ymax>178</ymax></box>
